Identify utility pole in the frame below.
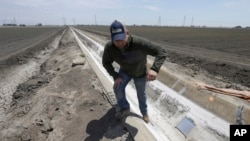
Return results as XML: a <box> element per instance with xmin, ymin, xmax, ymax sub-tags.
<box><xmin>183</xmin><ymin>16</ymin><xmax>186</xmax><ymax>27</ymax></box>
<box><xmin>62</xmin><ymin>17</ymin><xmax>66</xmax><ymax>25</ymax></box>
<box><xmin>94</xmin><ymin>14</ymin><xmax>97</xmax><ymax>25</ymax></box>
<box><xmin>72</xmin><ymin>18</ymin><xmax>76</xmax><ymax>25</ymax></box>
<box><xmin>158</xmin><ymin>16</ymin><xmax>161</xmax><ymax>26</ymax></box>
<box><xmin>191</xmin><ymin>17</ymin><xmax>194</xmax><ymax>27</ymax></box>
<box><xmin>13</xmin><ymin>17</ymin><xmax>17</xmax><ymax>25</ymax></box>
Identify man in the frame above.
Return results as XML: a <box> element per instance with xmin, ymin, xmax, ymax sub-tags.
<box><xmin>102</xmin><ymin>20</ymin><xmax>167</xmax><ymax>123</ymax></box>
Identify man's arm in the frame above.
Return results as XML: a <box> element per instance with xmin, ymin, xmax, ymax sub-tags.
<box><xmin>137</xmin><ymin>36</ymin><xmax>167</xmax><ymax>81</ymax></box>
<box><xmin>102</xmin><ymin>45</ymin><xmax>119</xmax><ymax>80</ymax></box>
<box><xmin>150</xmin><ymin>43</ymin><xmax>167</xmax><ymax>73</ymax></box>
<box><xmin>140</xmin><ymin>37</ymin><xmax>167</xmax><ymax>72</ymax></box>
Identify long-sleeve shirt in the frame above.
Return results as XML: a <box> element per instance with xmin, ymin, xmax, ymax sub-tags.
<box><xmin>102</xmin><ymin>35</ymin><xmax>167</xmax><ymax>80</ymax></box>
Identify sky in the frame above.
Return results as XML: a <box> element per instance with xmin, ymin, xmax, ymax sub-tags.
<box><xmin>0</xmin><ymin>0</ymin><xmax>250</xmax><ymax>27</ymax></box>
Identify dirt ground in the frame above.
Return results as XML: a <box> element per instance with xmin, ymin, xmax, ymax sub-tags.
<box><xmin>0</xmin><ymin>26</ymin><xmax>249</xmax><ymax>141</ymax></box>
<box><xmin>79</xmin><ymin>26</ymin><xmax>250</xmax><ymax>91</ymax></box>
<box><xmin>0</xmin><ymin>28</ymin><xmax>133</xmax><ymax>141</ymax></box>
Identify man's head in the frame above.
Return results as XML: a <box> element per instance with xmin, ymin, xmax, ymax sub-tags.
<box><xmin>110</xmin><ymin>20</ymin><xmax>129</xmax><ymax>49</ymax></box>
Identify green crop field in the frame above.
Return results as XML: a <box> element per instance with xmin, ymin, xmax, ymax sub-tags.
<box><xmin>76</xmin><ymin>25</ymin><xmax>250</xmax><ymax>57</ymax></box>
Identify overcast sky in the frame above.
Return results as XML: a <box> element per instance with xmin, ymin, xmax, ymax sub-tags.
<box><xmin>1</xmin><ymin>0</ymin><xmax>249</xmax><ymax>27</ymax></box>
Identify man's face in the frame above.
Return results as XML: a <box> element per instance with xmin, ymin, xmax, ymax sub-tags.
<box><xmin>113</xmin><ymin>32</ymin><xmax>129</xmax><ymax>49</ymax></box>
<box><xmin>114</xmin><ymin>40</ymin><xmax>127</xmax><ymax>49</ymax></box>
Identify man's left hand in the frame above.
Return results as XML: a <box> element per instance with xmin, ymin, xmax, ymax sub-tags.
<box><xmin>147</xmin><ymin>69</ymin><xmax>158</xmax><ymax>81</ymax></box>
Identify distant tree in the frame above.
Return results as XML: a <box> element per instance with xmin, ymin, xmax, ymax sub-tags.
<box><xmin>234</xmin><ymin>25</ymin><xmax>242</xmax><ymax>28</ymax></box>
<box><xmin>3</xmin><ymin>24</ymin><xmax>17</xmax><ymax>26</ymax></box>
<box><xmin>36</xmin><ymin>23</ymin><xmax>42</xmax><ymax>26</ymax></box>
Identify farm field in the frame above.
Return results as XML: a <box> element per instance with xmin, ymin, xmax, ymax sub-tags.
<box><xmin>76</xmin><ymin>25</ymin><xmax>250</xmax><ymax>57</ymax></box>
<box><xmin>76</xmin><ymin>25</ymin><xmax>250</xmax><ymax>89</ymax></box>
<box><xmin>0</xmin><ymin>26</ymin><xmax>249</xmax><ymax>140</ymax></box>
<box><xmin>0</xmin><ymin>26</ymin><xmax>65</xmax><ymax>64</ymax></box>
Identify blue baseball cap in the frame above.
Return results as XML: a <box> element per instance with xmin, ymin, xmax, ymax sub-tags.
<box><xmin>110</xmin><ymin>20</ymin><xmax>126</xmax><ymax>41</ymax></box>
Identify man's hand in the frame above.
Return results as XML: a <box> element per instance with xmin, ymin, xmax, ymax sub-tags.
<box><xmin>113</xmin><ymin>77</ymin><xmax>123</xmax><ymax>89</ymax></box>
<box><xmin>147</xmin><ymin>69</ymin><xmax>158</xmax><ymax>81</ymax></box>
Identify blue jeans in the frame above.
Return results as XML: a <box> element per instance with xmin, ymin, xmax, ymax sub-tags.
<box><xmin>113</xmin><ymin>69</ymin><xmax>147</xmax><ymax>115</ymax></box>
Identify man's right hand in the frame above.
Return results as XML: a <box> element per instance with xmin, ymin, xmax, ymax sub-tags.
<box><xmin>113</xmin><ymin>77</ymin><xmax>123</xmax><ymax>89</ymax></box>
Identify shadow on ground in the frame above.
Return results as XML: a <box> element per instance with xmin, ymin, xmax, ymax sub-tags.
<box><xmin>85</xmin><ymin>107</ymin><xmax>138</xmax><ymax>141</ymax></box>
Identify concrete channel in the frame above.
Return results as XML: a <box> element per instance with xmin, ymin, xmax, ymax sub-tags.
<box><xmin>71</xmin><ymin>27</ymin><xmax>231</xmax><ymax>141</ymax></box>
